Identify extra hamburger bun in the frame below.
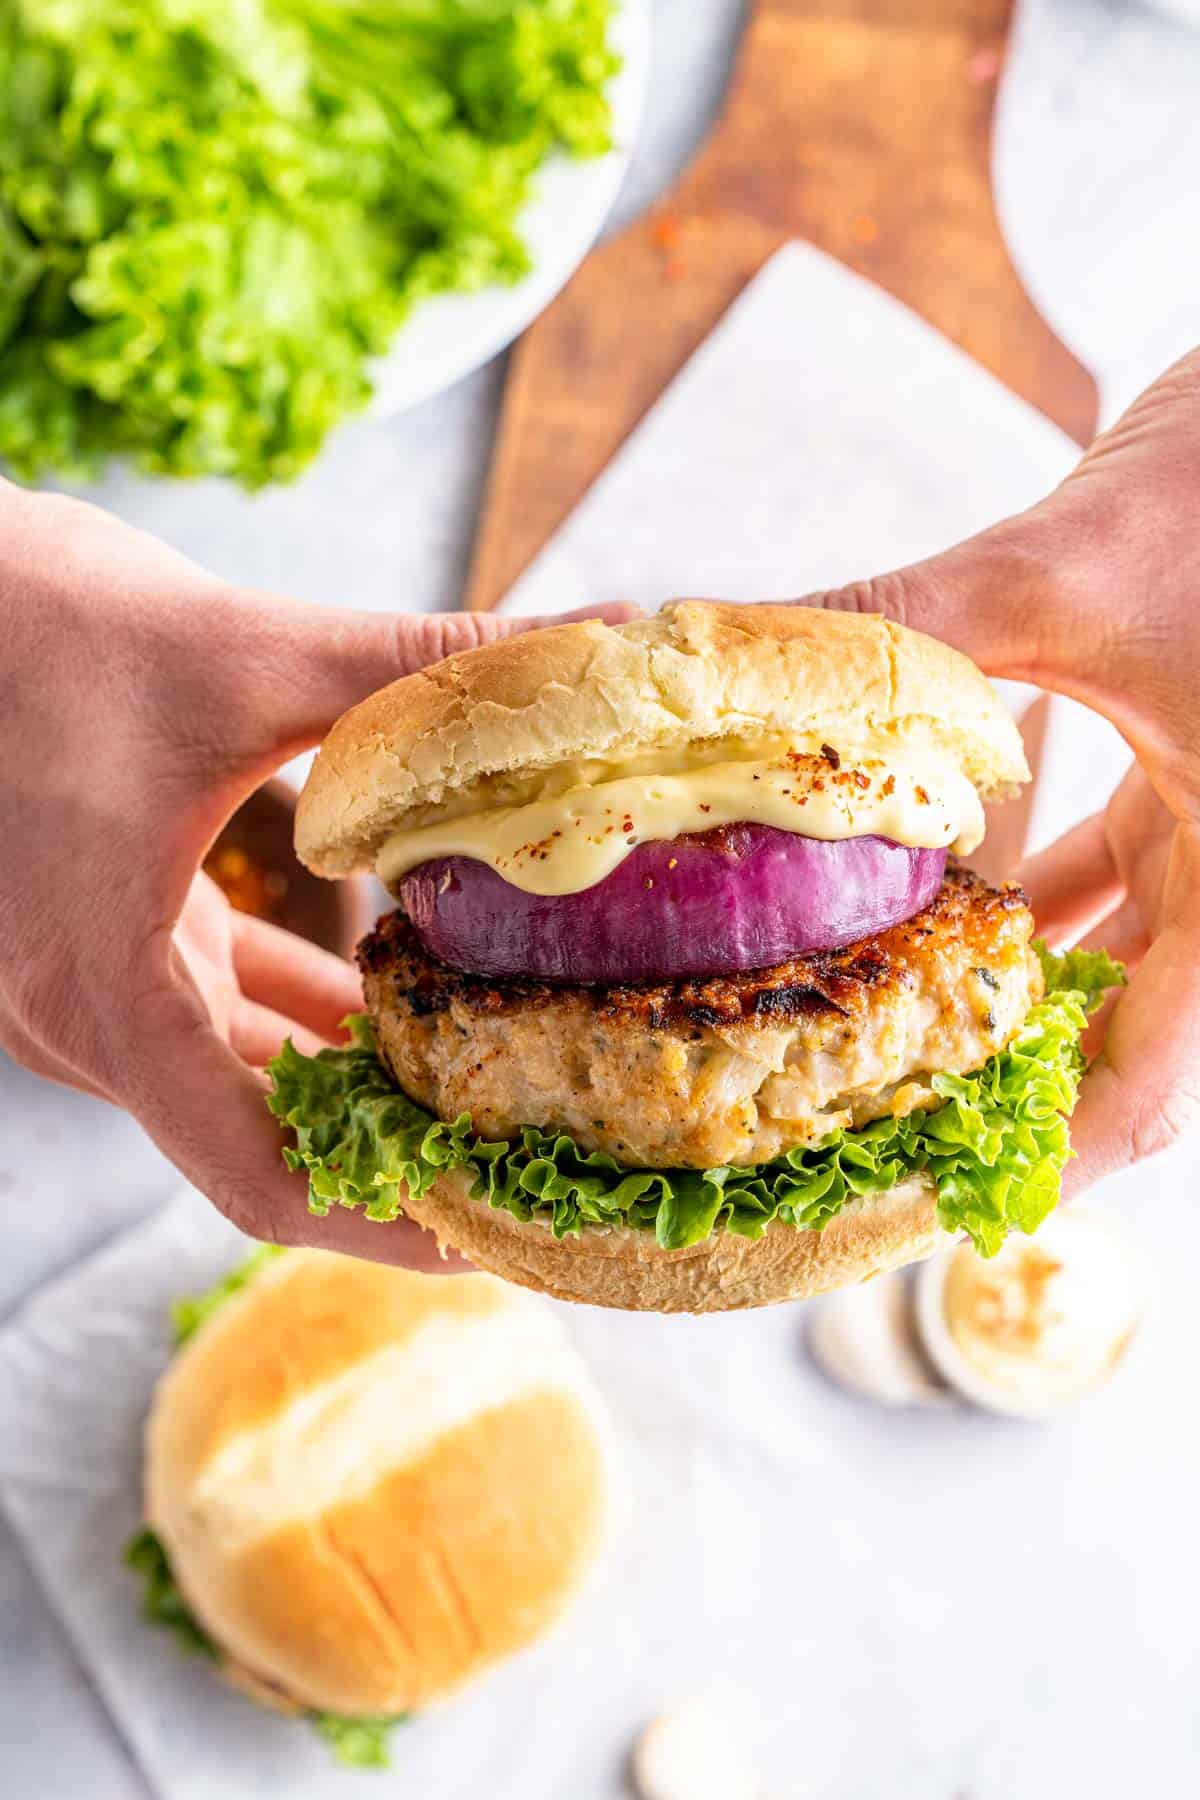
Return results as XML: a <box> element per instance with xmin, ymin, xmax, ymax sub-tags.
<box><xmin>297</xmin><ymin>602</ymin><xmax>1029</xmax><ymax>876</ymax></box>
<box><xmin>399</xmin><ymin>1169</ymin><xmax>947</xmax><ymax>1314</ymax></box>
<box><xmin>145</xmin><ymin>1253</ymin><xmax>612</xmax><ymax>1717</ymax></box>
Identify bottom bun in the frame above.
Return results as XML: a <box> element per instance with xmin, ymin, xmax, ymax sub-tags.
<box><xmin>403</xmin><ymin>1170</ymin><xmax>946</xmax><ymax>1313</ymax></box>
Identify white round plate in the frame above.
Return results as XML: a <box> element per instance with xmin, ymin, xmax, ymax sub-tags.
<box><xmin>368</xmin><ymin>0</ymin><xmax>649</xmax><ymax>417</ymax></box>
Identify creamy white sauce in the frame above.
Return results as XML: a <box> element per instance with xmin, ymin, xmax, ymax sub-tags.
<box><xmin>941</xmin><ymin>1215</ymin><xmax>1141</xmax><ymax>1411</ymax></box>
<box><xmin>377</xmin><ymin>738</ymin><xmax>985</xmax><ymax>897</ymax></box>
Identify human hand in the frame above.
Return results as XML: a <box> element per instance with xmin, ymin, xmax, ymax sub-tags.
<box><xmin>794</xmin><ymin>350</ymin><xmax>1200</xmax><ymax>1194</ymax></box>
<box><xmin>0</xmin><ymin>482</ymin><xmax>629</xmax><ymax>1262</ymax></box>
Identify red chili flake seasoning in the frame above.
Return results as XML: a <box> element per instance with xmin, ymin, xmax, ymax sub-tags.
<box><xmin>915</xmin><ymin>785</ymin><xmax>931</xmax><ymax>805</ymax></box>
<box><xmin>881</xmin><ymin>774</ymin><xmax>896</xmax><ymax>797</ymax></box>
<box><xmin>820</xmin><ymin>743</ymin><xmax>841</xmax><ymax>768</ymax></box>
<box><xmin>698</xmin><ymin>803</ymin><xmax>712</xmax><ymax>813</ymax></box>
<box><xmin>812</xmin><ymin>778</ymin><xmax>825</xmax><ymax>792</ymax></box>
<box><xmin>853</xmin><ymin>770</ymin><xmax>870</xmax><ymax>790</ymax></box>
<box><xmin>667</xmin><ymin>857</ymin><xmax>678</xmax><ymax>870</ymax></box>
<box><xmin>514</xmin><ymin>831</ymin><xmax>560</xmax><ymax>861</ymax></box>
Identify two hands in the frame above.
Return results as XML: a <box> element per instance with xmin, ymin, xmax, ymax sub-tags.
<box><xmin>4</xmin><ymin>352</ymin><xmax>1199</xmax><ymax>1263</ymax></box>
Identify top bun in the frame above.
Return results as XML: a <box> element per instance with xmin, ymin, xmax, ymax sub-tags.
<box><xmin>297</xmin><ymin>602</ymin><xmax>1029</xmax><ymax>877</ymax></box>
<box><xmin>145</xmin><ymin>1253</ymin><xmax>611</xmax><ymax>1718</ymax></box>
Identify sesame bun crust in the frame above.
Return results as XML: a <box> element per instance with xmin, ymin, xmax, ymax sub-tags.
<box><xmin>296</xmin><ymin>603</ymin><xmax>1028</xmax><ymax>877</ymax></box>
<box><xmin>399</xmin><ymin>1168</ymin><xmax>946</xmax><ymax>1314</ymax></box>
<box><xmin>145</xmin><ymin>1254</ymin><xmax>611</xmax><ymax>1717</ymax></box>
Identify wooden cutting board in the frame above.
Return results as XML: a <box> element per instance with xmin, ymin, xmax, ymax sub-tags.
<box><xmin>464</xmin><ymin>0</ymin><xmax>1096</xmax><ymax>613</ymax></box>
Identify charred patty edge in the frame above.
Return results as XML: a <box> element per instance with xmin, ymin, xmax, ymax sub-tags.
<box><xmin>357</xmin><ymin>864</ymin><xmax>1030</xmax><ymax>1033</ymax></box>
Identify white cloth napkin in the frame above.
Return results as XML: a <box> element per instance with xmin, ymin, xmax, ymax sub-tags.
<box><xmin>502</xmin><ymin>241</ymin><xmax>1079</xmax><ymax>616</ymax></box>
<box><xmin>0</xmin><ymin>1193</ymin><xmax>818</xmax><ymax>1800</ymax></box>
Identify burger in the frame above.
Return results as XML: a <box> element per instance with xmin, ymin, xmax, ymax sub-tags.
<box><xmin>128</xmin><ymin>1248</ymin><xmax>613</xmax><ymax>1765</ymax></box>
<box><xmin>268</xmin><ymin>603</ymin><xmax>1122</xmax><ymax>1313</ymax></box>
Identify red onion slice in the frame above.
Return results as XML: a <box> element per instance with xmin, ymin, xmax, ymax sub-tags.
<box><xmin>399</xmin><ymin>824</ymin><xmax>947</xmax><ymax>984</ymax></box>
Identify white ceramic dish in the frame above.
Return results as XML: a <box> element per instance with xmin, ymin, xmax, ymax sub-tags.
<box><xmin>915</xmin><ymin>1212</ymin><xmax>1143</xmax><ymax>1421</ymax></box>
<box><xmin>807</xmin><ymin>1269</ymin><xmax>956</xmax><ymax>1410</ymax></box>
<box><xmin>368</xmin><ymin>0</ymin><xmax>649</xmax><ymax>417</ymax></box>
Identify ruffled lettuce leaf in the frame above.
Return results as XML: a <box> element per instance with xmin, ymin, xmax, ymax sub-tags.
<box><xmin>125</xmin><ymin>1526</ymin><xmax>218</xmax><ymax>1662</ymax></box>
<box><xmin>1037</xmin><ymin>941</ymin><xmax>1127</xmax><ymax>1014</ymax></box>
<box><xmin>125</xmin><ymin>1527</ymin><xmax>408</xmax><ymax>1764</ymax></box>
<box><xmin>0</xmin><ymin>0</ymin><xmax>617</xmax><ymax>487</ymax></box>
<box><xmin>266</xmin><ymin>942</ymin><xmax>1124</xmax><ymax>1260</ymax></box>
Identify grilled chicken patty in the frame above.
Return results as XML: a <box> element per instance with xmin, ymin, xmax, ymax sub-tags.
<box><xmin>359</xmin><ymin>866</ymin><xmax>1041</xmax><ymax>1171</ymax></box>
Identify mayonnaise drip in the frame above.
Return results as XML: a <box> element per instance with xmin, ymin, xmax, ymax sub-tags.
<box><xmin>376</xmin><ymin>739</ymin><xmax>984</xmax><ymax>897</ymax></box>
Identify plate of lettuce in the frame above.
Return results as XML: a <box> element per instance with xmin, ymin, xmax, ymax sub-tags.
<box><xmin>0</xmin><ymin>0</ymin><xmax>647</xmax><ymax>489</ymax></box>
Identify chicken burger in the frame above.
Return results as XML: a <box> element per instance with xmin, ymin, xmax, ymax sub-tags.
<box><xmin>268</xmin><ymin>604</ymin><xmax>1122</xmax><ymax>1313</ymax></box>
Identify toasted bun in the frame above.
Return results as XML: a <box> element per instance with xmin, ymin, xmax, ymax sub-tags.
<box><xmin>399</xmin><ymin>1168</ymin><xmax>946</xmax><ymax>1314</ymax></box>
<box><xmin>145</xmin><ymin>1255</ymin><xmax>612</xmax><ymax>1718</ymax></box>
<box><xmin>297</xmin><ymin>603</ymin><xmax>1028</xmax><ymax>876</ymax></box>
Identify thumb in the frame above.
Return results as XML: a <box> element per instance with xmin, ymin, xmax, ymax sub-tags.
<box><xmin>234</xmin><ymin>596</ymin><xmax>640</xmax><ymax>765</ymax></box>
<box><xmin>789</xmin><ymin>513</ymin><xmax>1082</xmax><ymax>690</ymax></box>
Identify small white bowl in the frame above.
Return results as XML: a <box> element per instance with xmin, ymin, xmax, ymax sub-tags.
<box><xmin>807</xmin><ymin>1269</ymin><xmax>955</xmax><ymax>1409</ymax></box>
<box><xmin>915</xmin><ymin>1211</ymin><xmax>1143</xmax><ymax>1420</ymax></box>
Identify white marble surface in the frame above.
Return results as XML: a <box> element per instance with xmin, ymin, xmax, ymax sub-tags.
<box><xmin>3</xmin><ymin>2</ymin><xmax>1200</xmax><ymax>1796</ymax></box>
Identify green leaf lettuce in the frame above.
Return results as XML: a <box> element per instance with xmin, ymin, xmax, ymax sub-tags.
<box><xmin>1036</xmin><ymin>941</ymin><xmax>1127</xmax><ymax>1014</ymax></box>
<box><xmin>0</xmin><ymin>0</ymin><xmax>618</xmax><ymax>487</ymax></box>
<box><xmin>266</xmin><ymin>941</ymin><xmax>1125</xmax><ymax>1261</ymax></box>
